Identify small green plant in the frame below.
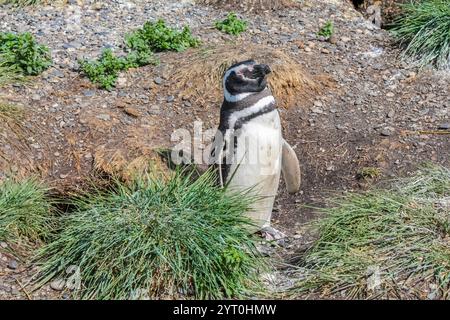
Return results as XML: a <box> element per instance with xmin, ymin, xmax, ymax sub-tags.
<box><xmin>79</xmin><ymin>48</ymin><xmax>146</xmax><ymax>90</ymax></box>
<box><xmin>0</xmin><ymin>32</ymin><xmax>52</xmax><ymax>76</ymax></box>
<box><xmin>35</xmin><ymin>169</ymin><xmax>267</xmax><ymax>299</ymax></box>
<box><xmin>317</xmin><ymin>21</ymin><xmax>334</xmax><ymax>39</ymax></box>
<box><xmin>125</xmin><ymin>19</ymin><xmax>200</xmax><ymax>53</ymax></box>
<box><xmin>81</xmin><ymin>20</ymin><xmax>199</xmax><ymax>90</ymax></box>
<box><xmin>0</xmin><ymin>178</ymin><xmax>55</xmax><ymax>246</ymax></box>
<box><xmin>390</xmin><ymin>0</ymin><xmax>450</xmax><ymax>70</ymax></box>
<box><xmin>356</xmin><ymin>167</ymin><xmax>381</xmax><ymax>180</ymax></box>
<box><xmin>215</xmin><ymin>13</ymin><xmax>247</xmax><ymax>36</ymax></box>
<box><xmin>291</xmin><ymin>165</ymin><xmax>450</xmax><ymax>299</ymax></box>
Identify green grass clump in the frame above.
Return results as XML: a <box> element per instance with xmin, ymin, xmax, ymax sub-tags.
<box><xmin>215</xmin><ymin>13</ymin><xmax>247</xmax><ymax>36</ymax></box>
<box><xmin>292</xmin><ymin>165</ymin><xmax>450</xmax><ymax>299</ymax></box>
<box><xmin>0</xmin><ymin>178</ymin><xmax>54</xmax><ymax>246</ymax></box>
<box><xmin>125</xmin><ymin>19</ymin><xmax>200</xmax><ymax>53</ymax></box>
<box><xmin>390</xmin><ymin>0</ymin><xmax>450</xmax><ymax>70</ymax></box>
<box><xmin>317</xmin><ymin>21</ymin><xmax>334</xmax><ymax>39</ymax></box>
<box><xmin>0</xmin><ymin>32</ymin><xmax>52</xmax><ymax>76</ymax></box>
<box><xmin>79</xmin><ymin>48</ymin><xmax>148</xmax><ymax>91</ymax></box>
<box><xmin>35</xmin><ymin>170</ymin><xmax>266</xmax><ymax>299</ymax></box>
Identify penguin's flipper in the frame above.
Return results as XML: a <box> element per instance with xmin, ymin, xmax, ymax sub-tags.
<box><xmin>209</xmin><ymin>130</ymin><xmax>226</xmax><ymax>187</ymax></box>
<box><xmin>281</xmin><ymin>139</ymin><xmax>301</xmax><ymax>194</ymax></box>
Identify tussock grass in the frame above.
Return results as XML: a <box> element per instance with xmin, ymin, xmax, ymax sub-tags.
<box><xmin>390</xmin><ymin>0</ymin><xmax>450</xmax><ymax>70</ymax></box>
<box><xmin>35</xmin><ymin>170</ymin><xmax>267</xmax><ymax>299</ymax></box>
<box><xmin>0</xmin><ymin>178</ymin><xmax>54</xmax><ymax>247</ymax></box>
<box><xmin>168</xmin><ymin>44</ymin><xmax>318</xmax><ymax>108</ymax></box>
<box><xmin>291</xmin><ymin>165</ymin><xmax>450</xmax><ymax>299</ymax></box>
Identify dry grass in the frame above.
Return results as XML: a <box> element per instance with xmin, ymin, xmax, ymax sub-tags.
<box><xmin>167</xmin><ymin>44</ymin><xmax>319</xmax><ymax>108</ymax></box>
<box><xmin>0</xmin><ymin>102</ymin><xmax>41</xmax><ymax>180</ymax></box>
<box><xmin>196</xmin><ymin>0</ymin><xmax>300</xmax><ymax>12</ymax></box>
<box><xmin>93</xmin><ymin>146</ymin><xmax>171</xmax><ymax>183</ymax></box>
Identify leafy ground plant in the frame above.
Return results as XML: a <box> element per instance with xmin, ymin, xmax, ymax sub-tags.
<box><xmin>390</xmin><ymin>0</ymin><xmax>450</xmax><ymax>70</ymax></box>
<box><xmin>79</xmin><ymin>48</ymin><xmax>142</xmax><ymax>90</ymax></box>
<box><xmin>291</xmin><ymin>164</ymin><xmax>450</xmax><ymax>299</ymax></box>
<box><xmin>35</xmin><ymin>170</ymin><xmax>267</xmax><ymax>299</ymax></box>
<box><xmin>0</xmin><ymin>32</ymin><xmax>52</xmax><ymax>76</ymax></box>
<box><xmin>81</xmin><ymin>20</ymin><xmax>199</xmax><ymax>90</ymax></box>
<box><xmin>125</xmin><ymin>19</ymin><xmax>200</xmax><ymax>53</ymax></box>
<box><xmin>0</xmin><ymin>178</ymin><xmax>54</xmax><ymax>247</ymax></box>
<box><xmin>317</xmin><ymin>21</ymin><xmax>334</xmax><ymax>39</ymax></box>
<box><xmin>215</xmin><ymin>12</ymin><xmax>247</xmax><ymax>36</ymax></box>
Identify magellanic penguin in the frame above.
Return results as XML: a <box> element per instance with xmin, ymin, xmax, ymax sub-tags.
<box><xmin>210</xmin><ymin>59</ymin><xmax>301</xmax><ymax>239</ymax></box>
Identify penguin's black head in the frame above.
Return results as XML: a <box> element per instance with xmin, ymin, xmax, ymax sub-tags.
<box><xmin>223</xmin><ymin>59</ymin><xmax>271</xmax><ymax>96</ymax></box>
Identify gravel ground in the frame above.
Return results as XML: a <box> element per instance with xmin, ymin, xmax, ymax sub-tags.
<box><xmin>0</xmin><ymin>0</ymin><xmax>449</xmax><ymax>299</ymax></box>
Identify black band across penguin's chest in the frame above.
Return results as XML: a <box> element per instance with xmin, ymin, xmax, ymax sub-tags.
<box><xmin>219</xmin><ymin>89</ymin><xmax>276</xmax><ymax>131</ymax></box>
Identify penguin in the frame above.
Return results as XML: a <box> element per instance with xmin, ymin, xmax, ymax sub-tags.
<box><xmin>210</xmin><ymin>59</ymin><xmax>301</xmax><ymax>240</ymax></box>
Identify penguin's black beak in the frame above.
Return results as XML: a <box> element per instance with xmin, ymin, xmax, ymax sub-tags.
<box><xmin>253</xmin><ymin>64</ymin><xmax>272</xmax><ymax>78</ymax></box>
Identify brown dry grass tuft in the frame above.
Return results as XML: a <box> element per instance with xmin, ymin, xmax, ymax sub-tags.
<box><xmin>0</xmin><ymin>102</ymin><xmax>39</xmax><ymax>179</ymax></box>
<box><xmin>167</xmin><ymin>44</ymin><xmax>319</xmax><ymax>108</ymax></box>
<box><xmin>196</xmin><ymin>0</ymin><xmax>300</xmax><ymax>12</ymax></box>
<box><xmin>93</xmin><ymin>146</ymin><xmax>171</xmax><ymax>184</ymax></box>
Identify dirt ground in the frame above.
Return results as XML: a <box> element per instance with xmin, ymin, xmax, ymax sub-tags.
<box><xmin>0</xmin><ymin>0</ymin><xmax>449</xmax><ymax>299</ymax></box>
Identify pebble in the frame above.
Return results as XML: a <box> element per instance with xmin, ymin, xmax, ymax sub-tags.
<box><xmin>387</xmin><ymin>110</ymin><xmax>395</xmax><ymax>118</ymax></box>
<box><xmin>167</xmin><ymin>95</ymin><xmax>175</xmax><ymax>103</ymax></box>
<box><xmin>7</xmin><ymin>260</ymin><xmax>18</xmax><ymax>270</ymax></box>
<box><xmin>438</xmin><ymin>123</ymin><xmax>450</xmax><ymax>130</ymax></box>
<box><xmin>124</xmin><ymin>107</ymin><xmax>140</xmax><ymax>117</ymax></box>
<box><xmin>154</xmin><ymin>77</ymin><xmax>163</xmax><ymax>85</ymax></box>
<box><xmin>50</xmin><ymin>279</ymin><xmax>66</xmax><ymax>291</ymax></box>
<box><xmin>380</xmin><ymin>128</ymin><xmax>393</xmax><ymax>137</ymax></box>
<box><xmin>96</xmin><ymin>114</ymin><xmax>111</xmax><ymax>121</ymax></box>
<box><xmin>83</xmin><ymin>90</ymin><xmax>95</xmax><ymax>97</ymax></box>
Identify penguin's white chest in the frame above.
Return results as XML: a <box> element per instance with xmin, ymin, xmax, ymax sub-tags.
<box><xmin>226</xmin><ymin>110</ymin><xmax>282</xmax><ymax>227</ymax></box>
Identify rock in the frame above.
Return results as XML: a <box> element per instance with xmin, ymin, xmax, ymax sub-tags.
<box><xmin>167</xmin><ymin>95</ymin><xmax>175</xmax><ymax>103</ymax></box>
<box><xmin>314</xmin><ymin>100</ymin><xmax>323</xmax><ymax>107</ymax></box>
<box><xmin>96</xmin><ymin>114</ymin><xmax>111</xmax><ymax>121</ymax></box>
<box><xmin>380</xmin><ymin>128</ymin><xmax>393</xmax><ymax>136</ymax></box>
<box><xmin>7</xmin><ymin>260</ymin><xmax>18</xmax><ymax>270</ymax></box>
<box><xmin>124</xmin><ymin>107</ymin><xmax>140</xmax><ymax>117</ymax></box>
<box><xmin>154</xmin><ymin>77</ymin><xmax>163</xmax><ymax>85</ymax></box>
<box><xmin>387</xmin><ymin>110</ymin><xmax>395</xmax><ymax>118</ymax></box>
<box><xmin>83</xmin><ymin>90</ymin><xmax>95</xmax><ymax>97</ymax></box>
<box><xmin>386</xmin><ymin>92</ymin><xmax>395</xmax><ymax>98</ymax></box>
<box><xmin>0</xmin><ymin>242</ymin><xmax>7</xmax><ymax>249</ymax></box>
<box><xmin>117</xmin><ymin>77</ymin><xmax>127</xmax><ymax>87</ymax></box>
<box><xmin>50</xmin><ymin>279</ymin><xmax>65</xmax><ymax>291</ymax></box>
<box><xmin>328</xmin><ymin>35</ymin><xmax>337</xmax><ymax>44</ymax></box>
<box><xmin>438</xmin><ymin>123</ymin><xmax>450</xmax><ymax>130</ymax></box>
